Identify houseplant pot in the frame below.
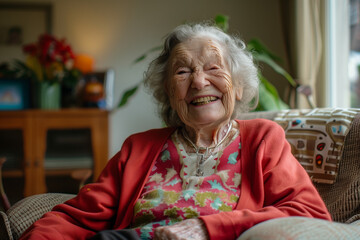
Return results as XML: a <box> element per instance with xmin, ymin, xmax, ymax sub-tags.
<box><xmin>36</xmin><ymin>81</ymin><xmax>61</xmax><ymax>109</ymax></box>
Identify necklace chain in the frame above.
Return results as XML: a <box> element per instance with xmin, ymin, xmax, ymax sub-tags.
<box><xmin>181</xmin><ymin>122</ymin><xmax>233</xmax><ymax>176</ymax></box>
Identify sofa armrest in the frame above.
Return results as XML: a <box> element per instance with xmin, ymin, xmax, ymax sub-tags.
<box><xmin>237</xmin><ymin>217</ymin><xmax>360</xmax><ymax>240</ymax></box>
<box><xmin>0</xmin><ymin>193</ymin><xmax>75</xmax><ymax>240</ymax></box>
<box><xmin>0</xmin><ymin>211</ymin><xmax>12</xmax><ymax>240</ymax></box>
<box><xmin>236</xmin><ymin>111</ymin><xmax>278</xmax><ymax>120</ymax></box>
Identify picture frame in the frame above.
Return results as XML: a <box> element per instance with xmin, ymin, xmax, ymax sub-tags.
<box><xmin>0</xmin><ymin>3</ymin><xmax>52</xmax><ymax>63</ymax></box>
<box><xmin>78</xmin><ymin>69</ymin><xmax>115</xmax><ymax>110</ymax></box>
<box><xmin>0</xmin><ymin>79</ymin><xmax>30</xmax><ymax>110</ymax></box>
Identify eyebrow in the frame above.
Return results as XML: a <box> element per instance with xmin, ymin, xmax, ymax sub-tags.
<box><xmin>205</xmin><ymin>43</ymin><xmax>223</xmax><ymax>64</ymax></box>
<box><xmin>170</xmin><ymin>49</ymin><xmax>191</xmax><ymax>70</ymax></box>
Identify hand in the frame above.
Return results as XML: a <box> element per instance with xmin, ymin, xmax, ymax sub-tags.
<box><xmin>153</xmin><ymin>218</ymin><xmax>209</xmax><ymax>240</ymax></box>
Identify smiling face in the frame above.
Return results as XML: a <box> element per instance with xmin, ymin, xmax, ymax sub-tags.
<box><xmin>166</xmin><ymin>37</ymin><xmax>243</xmax><ymax>129</ymax></box>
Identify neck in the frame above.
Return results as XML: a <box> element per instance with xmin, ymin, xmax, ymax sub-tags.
<box><xmin>183</xmin><ymin>120</ymin><xmax>232</xmax><ymax>148</ymax></box>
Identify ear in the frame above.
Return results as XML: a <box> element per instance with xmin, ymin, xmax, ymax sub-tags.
<box><xmin>235</xmin><ymin>86</ymin><xmax>243</xmax><ymax>101</ymax></box>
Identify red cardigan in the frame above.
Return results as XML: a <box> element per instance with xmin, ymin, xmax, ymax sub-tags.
<box><xmin>20</xmin><ymin>119</ymin><xmax>331</xmax><ymax>240</ymax></box>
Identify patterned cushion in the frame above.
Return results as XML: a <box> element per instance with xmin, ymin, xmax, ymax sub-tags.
<box><xmin>274</xmin><ymin>108</ymin><xmax>360</xmax><ymax>184</ymax></box>
<box><xmin>237</xmin><ymin>217</ymin><xmax>360</xmax><ymax>240</ymax></box>
<box><xmin>6</xmin><ymin>193</ymin><xmax>74</xmax><ymax>240</ymax></box>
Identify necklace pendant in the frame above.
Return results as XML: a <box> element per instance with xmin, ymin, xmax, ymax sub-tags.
<box><xmin>181</xmin><ymin>122</ymin><xmax>233</xmax><ymax>178</ymax></box>
<box><xmin>196</xmin><ymin>170</ymin><xmax>204</xmax><ymax>177</ymax></box>
<box><xmin>196</xmin><ymin>154</ymin><xmax>205</xmax><ymax>176</ymax></box>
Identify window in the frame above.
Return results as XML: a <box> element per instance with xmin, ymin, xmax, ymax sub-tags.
<box><xmin>328</xmin><ymin>0</ymin><xmax>350</xmax><ymax>107</ymax></box>
<box><xmin>349</xmin><ymin>0</ymin><xmax>360</xmax><ymax>107</ymax></box>
<box><xmin>329</xmin><ymin>0</ymin><xmax>360</xmax><ymax>108</ymax></box>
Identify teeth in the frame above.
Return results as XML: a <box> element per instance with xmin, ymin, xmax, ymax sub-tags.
<box><xmin>191</xmin><ymin>96</ymin><xmax>218</xmax><ymax>106</ymax></box>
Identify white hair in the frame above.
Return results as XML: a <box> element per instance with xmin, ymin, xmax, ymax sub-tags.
<box><xmin>144</xmin><ymin>22</ymin><xmax>259</xmax><ymax>127</ymax></box>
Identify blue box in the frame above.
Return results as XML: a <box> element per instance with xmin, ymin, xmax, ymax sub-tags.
<box><xmin>0</xmin><ymin>79</ymin><xmax>30</xmax><ymax>110</ymax></box>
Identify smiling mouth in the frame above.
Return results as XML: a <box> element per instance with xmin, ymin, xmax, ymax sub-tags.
<box><xmin>191</xmin><ymin>96</ymin><xmax>219</xmax><ymax>106</ymax></box>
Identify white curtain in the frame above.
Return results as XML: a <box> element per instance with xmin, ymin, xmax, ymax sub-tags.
<box><xmin>294</xmin><ymin>0</ymin><xmax>325</xmax><ymax>108</ymax></box>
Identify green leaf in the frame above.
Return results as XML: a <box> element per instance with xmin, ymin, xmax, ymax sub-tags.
<box><xmin>117</xmin><ymin>85</ymin><xmax>140</xmax><ymax>107</ymax></box>
<box><xmin>257</xmin><ymin>74</ymin><xmax>289</xmax><ymax>111</ymax></box>
<box><xmin>215</xmin><ymin>14</ymin><xmax>229</xmax><ymax>32</ymax></box>
<box><xmin>133</xmin><ymin>54</ymin><xmax>146</xmax><ymax>64</ymax></box>
<box><xmin>248</xmin><ymin>39</ymin><xmax>296</xmax><ymax>87</ymax></box>
<box><xmin>259</xmin><ymin>74</ymin><xmax>279</xmax><ymax>98</ymax></box>
<box><xmin>132</xmin><ymin>46</ymin><xmax>162</xmax><ymax>64</ymax></box>
<box><xmin>257</xmin><ymin>84</ymin><xmax>279</xmax><ymax>111</ymax></box>
<box><xmin>12</xmin><ymin>59</ymin><xmax>38</xmax><ymax>80</ymax></box>
<box><xmin>247</xmin><ymin>39</ymin><xmax>280</xmax><ymax>62</ymax></box>
<box><xmin>255</xmin><ymin>53</ymin><xmax>296</xmax><ymax>87</ymax></box>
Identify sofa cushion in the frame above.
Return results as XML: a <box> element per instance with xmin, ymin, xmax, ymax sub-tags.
<box><xmin>5</xmin><ymin>193</ymin><xmax>74</xmax><ymax>240</ymax></box>
<box><xmin>274</xmin><ymin>108</ymin><xmax>360</xmax><ymax>184</ymax></box>
<box><xmin>237</xmin><ymin>217</ymin><xmax>360</xmax><ymax>240</ymax></box>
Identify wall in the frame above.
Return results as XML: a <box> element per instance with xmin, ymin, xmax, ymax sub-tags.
<box><xmin>0</xmin><ymin>0</ymin><xmax>288</xmax><ymax>157</ymax></box>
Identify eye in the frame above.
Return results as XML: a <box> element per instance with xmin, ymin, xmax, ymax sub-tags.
<box><xmin>177</xmin><ymin>70</ymin><xmax>187</xmax><ymax>75</ymax></box>
<box><xmin>207</xmin><ymin>65</ymin><xmax>220</xmax><ymax>71</ymax></box>
<box><xmin>175</xmin><ymin>67</ymin><xmax>190</xmax><ymax>75</ymax></box>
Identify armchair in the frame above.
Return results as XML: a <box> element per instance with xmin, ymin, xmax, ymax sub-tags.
<box><xmin>1</xmin><ymin>108</ymin><xmax>360</xmax><ymax>240</ymax></box>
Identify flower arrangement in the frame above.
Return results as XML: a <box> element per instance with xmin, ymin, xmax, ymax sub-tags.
<box><xmin>22</xmin><ymin>34</ymin><xmax>81</xmax><ymax>88</ymax></box>
<box><xmin>0</xmin><ymin>34</ymin><xmax>95</xmax><ymax>109</ymax></box>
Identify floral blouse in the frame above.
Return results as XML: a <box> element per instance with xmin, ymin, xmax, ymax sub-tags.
<box><xmin>131</xmin><ymin>129</ymin><xmax>242</xmax><ymax>239</ymax></box>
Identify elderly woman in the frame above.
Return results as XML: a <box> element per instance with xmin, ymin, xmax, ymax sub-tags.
<box><xmin>20</xmin><ymin>23</ymin><xmax>331</xmax><ymax>240</ymax></box>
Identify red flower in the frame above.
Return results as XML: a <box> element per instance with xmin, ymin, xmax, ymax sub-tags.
<box><xmin>22</xmin><ymin>34</ymin><xmax>78</xmax><ymax>81</ymax></box>
<box><xmin>23</xmin><ymin>34</ymin><xmax>75</xmax><ymax>66</ymax></box>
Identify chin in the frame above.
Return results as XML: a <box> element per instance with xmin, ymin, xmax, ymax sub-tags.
<box><xmin>187</xmin><ymin>115</ymin><xmax>229</xmax><ymax>127</ymax></box>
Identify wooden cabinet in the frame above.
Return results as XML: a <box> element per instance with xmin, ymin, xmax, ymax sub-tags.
<box><xmin>0</xmin><ymin>109</ymin><xmax>109</xmax><ymax>197</ymax></box>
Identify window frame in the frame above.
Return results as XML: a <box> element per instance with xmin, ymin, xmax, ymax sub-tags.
<box><xmin>328</xmin><ymin>0</ymin><xmax>350</xmax><ymax>107</ymax></box>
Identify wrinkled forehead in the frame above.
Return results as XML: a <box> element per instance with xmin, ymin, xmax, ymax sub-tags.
<box><xmin>169</xmin><ymin>37</ymin><xmax>226</xmax><ymax>65</ymax></box>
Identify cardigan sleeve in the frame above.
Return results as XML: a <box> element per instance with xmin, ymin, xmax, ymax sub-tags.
<box><xmin>19</xmin><ymin>127</ymin><xmax>174</xmax><ymax>240</ymax></box>
<box><xmin>199</xmin><ymin>120</ymin><xmax>332</xmax><ymax>240</ymax></box>
<box><xmin>19</xmin><ymin>148</ymin><xmax>126</xmax><ymax>240</ymax></box>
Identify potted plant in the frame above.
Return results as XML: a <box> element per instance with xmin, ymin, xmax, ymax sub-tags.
<box><xmin>117</xmin><ymin>15</ymin><xmax>296</xmax><ymax>112</ymax></box>
<box><xmin>20</xmin><ymin>34</ymin><xmax>81</xmax><ymax>109</ymax></box>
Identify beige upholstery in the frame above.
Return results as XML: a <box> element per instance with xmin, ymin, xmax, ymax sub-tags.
<box><xmin>237</xmin><ymin>217</ymin><xmax>360</xmax><ymax>240</ymax></box>
<box><xmin>0</xmin><ymin>193</ymin><xmax>74</xmax><ymax>240</ymax></box>
<box><xmin>314</xmin><ymin>113</ymin><xmax>360</xmax><ymax>223</ymax></box>
<box><xmin>2</xmin><ymin>108</ymin><xmax>360</xmax><ymax>239</ymax></box>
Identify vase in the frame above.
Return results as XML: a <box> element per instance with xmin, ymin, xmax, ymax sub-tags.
<box><xmin>36</xmin><ymin>82</ymin><xmax>61</xmax><ymax>109</ymax></box>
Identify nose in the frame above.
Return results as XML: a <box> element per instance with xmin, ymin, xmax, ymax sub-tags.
<box><xmin>190</xmin><ymin>70</ymin><xmax>210</xmax><ymax>89</ymax></box>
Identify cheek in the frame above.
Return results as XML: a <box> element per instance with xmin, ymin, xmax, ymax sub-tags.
<box><xmin>168</xmin><ymin>78</ymin><xmax>192</xmax><ymax>122</ymax></box>
<box><xmin>168</xmin><ymin>78</ymin><xmax>190</xmax><ymax>111</ymax></box>
<box><xmin>169</xmin><ymin>77</ymin><xmax>189</xmax><ymax>100</ymax></box>
<box><xmin>211</xmin><ymin>71</ymin><xmax>233</xmax><ymax>94</ymax></box>
<box><xmin>170</xmin><ymin>86</ymin><xmax>189</xmax><ymax>122</ymax></box>
<box><xmin>211</xmin><ymin>72</ymin><xmax>236</xmax><ymax>114</ymax></box>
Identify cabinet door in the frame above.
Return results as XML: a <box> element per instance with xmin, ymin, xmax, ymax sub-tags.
<box><xmin>0</xmin><ymin>112</ymin><xmax>35</xmax><ymax>198</ymax></box>
<box><xmin>0</xmin><ymin>110</ymin><xmax>109</xmax><ymax>198</ymax></box>
<box><xmin>33</xmin><ymin>109</ymin><xmax>109</xmax><ymax>194</ymax></box>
